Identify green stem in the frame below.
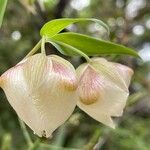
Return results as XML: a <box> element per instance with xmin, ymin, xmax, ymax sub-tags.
<box><xmin>70</xmin><ymin>46</ymin><xmax>91</xmax><ymax>63</ymax></box>
<box><xmin>25</xmin><ymin>40</ymin><xmax>42</xmax><ymax>58</ymax></box>
<box><xmin>18</xmin><ymin>119</ymin><xmax>33</xmax><ymax>147</ymax></box>
<box><xmin>1</xmin><ymin>133</ymin><xmax>12</xmax><ymax>150</ymax></box>
<box><xmin>39</xmin><ymin>144</ymin><xmax>81</xmax><ymax>150</ymax></box>
<box><xmin>54</xmin><ymin>125</ymin><xmax>67</xmax><ymax>146</ymax></box>
<box><xmin>41</xmin><ymin>36</ymin><xmax>46</xmax><ymax>54</ymax></box>
<box><xmin>83</xmin><ymin>128</ymin><xmax>101</xmax><ymax>150</ymax></box>
<box><xmin>46</xmin><ymin>39</ymin><xmax>91</xmax><ymax>63</ymax></box>
<box><xmin>28</xmin><ymin>139</ymin><xmax>41</xmax><ymax>150</ymax></box>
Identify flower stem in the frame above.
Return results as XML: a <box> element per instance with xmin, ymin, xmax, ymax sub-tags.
<box><xmin>46</xmin><ymin>39</ymin><xmax>91</xmax><ymax>63</ymax></box>
<box><xmin>70</xmin><ymin>46</ymin><xmax>91</xmax><ymax>63</ymax></box>
<box><xmin>41</xmin><ymin>36</ymin><xmax>46</xmax><ymax>55</ymax></box>
<box><xmin>39</xmin><ymin>144</ymin><xmax>81</xmax><ymax>150</ymax></box>
<box><xmin>18</xmin><ymin>119</ymin><xmax>33</xmax><ymax>147</ymax></box>
<box><xmin>1</xmin><ymin>133</ymin><xmax>12</xmax><ymax>150</ymax></box>
<box><xmin>83</xmin><ymin>128</ymin><xmax>101</xmax><ymax>150</ymax></box>
<box><xmin>54</xmin><ymin>124</ymin><xmax>67</xmax><ymax>146</ymax></box>
<box><xmin>25</xmin><ymin>40</ymin><xmax>42</xmax><ymax>58</ymax></box>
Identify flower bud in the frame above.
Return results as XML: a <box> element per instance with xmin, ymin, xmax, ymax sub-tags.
<box><xmin>77</xmin><ymin>58</ymin><xmax>133</xmax><ymax>128</ymax></box>
<box><xmin>0</xmin><ymin>54</ymin><xmax>78</xmax><ymax>137</ymax></box>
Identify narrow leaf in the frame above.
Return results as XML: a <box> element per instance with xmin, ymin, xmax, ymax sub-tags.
<box><xmin>0</xmin><ymin>0</ymin><xmax>7</xmax><ymax>28</ymax></box>
<box><xmin>51</xmin><ymin>32</ymin><xmax>139</xmax><ymax>57</ymax></box>
<box><xmin>40</xmin><ymin>18</ymin><xmax>109</xmax><ymax>37</ymax></box>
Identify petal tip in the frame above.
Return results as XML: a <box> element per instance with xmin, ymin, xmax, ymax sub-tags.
<box><xmin>110</xmin><ymin>122</ymin><xmax>116</xmax><ymax>129</ymax></box>
<box><xmin>33</xmin><ymin>129</ymin><xmax>53</xmax><ymax>138</ymax></box>
<box><xmin>106</xmin><ymin>117</ymin><xmax>116</xmax><ymax>129</ymax></box>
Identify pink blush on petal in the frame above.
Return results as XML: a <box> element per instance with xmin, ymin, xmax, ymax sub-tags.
<box><xmin>52</xmin><ymin>60</ymin><xmax>77</xmax><ymax>91</ymax></box>
<box><xmin>78</xmin><ymin>66</ymin><xmax>103</xmax><ymax>105</ymax></box>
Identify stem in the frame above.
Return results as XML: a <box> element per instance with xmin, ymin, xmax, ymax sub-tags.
<box><xmin>28</xmin><ymin>139</ymin><xmax>41</xmax><ymax>150</ymax></box>
<box><xmin>39</xmin><ymin>144</ymin><xmax>81</xmax><ymax>150</ymax></box>
<box><xmin>1</xmin><ymin>133</ymin><xmax>12</xmax><ymax>150</ymax></box>
<box><xmin>46</xmin><ymin>39</ymin><xmax>91</xmax><ymax>63</ymax></box>
<box><xmin>71</xmin><ymin>46</ymin><xmax>91</xmax><ymax>63</ymax></box>
<box><xmin>18</xmin><ymin>119</ymin><xmax>33</xmax><ymax>147</ymax></box>
<box><xmin>54</xmin><ymin>125</ymin><xmax>67</xmax><ymax>146</ymax></box>
<box><xmin>83</xmin><ymin>128</ymin><xmax>101</xmax><ymax>150</ymax></box>
<box><xmin>25</xmin><ymin>40</ymin><xmax>42</xmax><ymax>58</ymax></box>
<box><xmin>41</xmin><ymin>36</ymin><xmax>46</xmax><ymax>55</ymax></box>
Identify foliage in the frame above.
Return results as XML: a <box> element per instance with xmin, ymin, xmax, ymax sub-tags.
<box><xmin>0</xmin><ymin>0</ymin><xmax>7</xmax><ymax>27</ymax></box>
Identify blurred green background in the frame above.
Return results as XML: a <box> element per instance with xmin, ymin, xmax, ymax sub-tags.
<box><xmin>0</xmin><ymin>0</ymin><xmax>150</xmax><ymax>149</ymax></box>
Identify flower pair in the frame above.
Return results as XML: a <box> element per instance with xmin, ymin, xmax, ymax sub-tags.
<box><xmin>0</xmin><ymin>53</ymin><xmax>133</xmax><ymax>138</ymax></box>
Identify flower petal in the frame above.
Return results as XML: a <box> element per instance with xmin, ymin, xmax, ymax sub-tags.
<box><xmin>92</xmin><ymin>58</ymin><xmax>133</xmax><ymax>87</ymax></box>
<box><xmin>91</xmin><ymin>58</ymin><xmax>129</xmax><ymax>91</ymax></box>
<box><xmin>77</xmin><ymin>66</ymin><xmax>102</xmax><ymax>105</ymax></box>
<box><xmin>1</xmin><ymin>54</ymin><xmax>77</xmax><ymax>137</ymax></box>
<box><xmin>23</xmin><ymin>54</ymin><xmax>49</xmax><ymax>92</ymax></box>
<box><xmin>113</xmin><ymin>63</ymin><xmax>134</xmax><ymax>87</ymax></box>
<box><xmin>50</xmin><ymin>55</ymin><xmax>77</xmax><ymax>91</ymax></box>
<box><xmin>77</xmin><ymin>59</ymin><xmax>133</xmax><ymax>128</ymax></box>
<box><xmin>0</xmin><ymin>77</ymin><xmax>3</xmax><ymax>87</ymax></box>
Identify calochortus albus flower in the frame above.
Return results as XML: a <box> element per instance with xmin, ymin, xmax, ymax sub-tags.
<box><xmin>0</xmin><ymin>54</ymin><xmax>78</xmax><ymax>137</ymax></box>
<box><xmin>77</xmin><ymin>58</ymin><xmax>133</xmax><ymax>128</ymax></box>
<box><xmin>0</xmin><ymin>51</ymin><xmax>133</xmax><ymax>138</ymax></box>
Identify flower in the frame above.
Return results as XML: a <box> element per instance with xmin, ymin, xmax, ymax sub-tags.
<box><xmin>0</xmin><ymin>54</ymin><xmax>78</xmax><ymax>137</ymax></box>
<box><xmin>0</xmin><ymin>53</ymin><xmax>134</xmax><ymax>137</ymax></box>
<box><xmin>77</xmin><ymin>57</ymin><xmax>133</xmax><ymax>128</ymax></box>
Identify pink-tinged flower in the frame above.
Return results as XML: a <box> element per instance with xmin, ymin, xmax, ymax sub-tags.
<box><xmin>77</xmin><ymin>58</ymin><xmax>133</xmax><ymax>128</ymax></box>
<box><xmin>0</xmin><ymin>54</ymin><xmax>77</xmax><ymax>137</ymax></box>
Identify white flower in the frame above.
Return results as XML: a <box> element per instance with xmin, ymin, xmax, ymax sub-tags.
<box><xmin>77</xmin><ymin>57</ymin><xmax>133</xmax><ymax>128</ymax></box>
<box><xmin>0</xmin><ymin>54</ymin><xmax>134</xmax><ymax>136</ymax></box>
<box><xmin>0</xmin><ymin>54</ymin><xmax>78</xmax><ymax>137</ymax></box>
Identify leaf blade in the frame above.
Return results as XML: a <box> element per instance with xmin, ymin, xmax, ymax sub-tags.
<box><xmin>0</xmin><ymin>0</ymin><xmax>7</xmax><ymax>28</ymax></box>
<box><xmin>51</xmin><ymin>32</ymin><xmax>139</xmax><ymax>57</ymax></box>
<box><xmin>40</xmin><ymin>18</ymin><xmax>109</xmax><ymax>37</ymax></box>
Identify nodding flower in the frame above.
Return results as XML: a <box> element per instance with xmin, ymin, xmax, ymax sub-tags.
<box><xmin>0</xmin><ymin>54</ymin><xmax>78</xmax><ymax>138</ymax></box>
<box><xmin>76</xmin><ymin>57</ymin><xmax>133</xmax><ymax>128</ymax></box>
<box><xmin>0</xmin><ymin>54</ymin><xmax>134</xmax><ymax>137</ymax></box>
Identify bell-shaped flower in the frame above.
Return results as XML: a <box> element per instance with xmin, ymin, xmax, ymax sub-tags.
<box><xmin>77</xmin><ymin>58</ymin><xmax>133</xmax><ymax>128</ymax></box>
<box><xmin>0</xmin><ymin>54</ymin><xmax>78</xmax><ymax>137</ymax></box>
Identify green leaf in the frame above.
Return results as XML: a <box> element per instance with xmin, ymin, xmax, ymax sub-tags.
<box><xmin>50</xmin><ymin>32</ymin><xmax>139</xmax><ymax>57</ymax></box>
<box><xmin>40</xmin><ymin>18</ymin><xmax>109</xmax><ymax>37</ymax></box>
<box><xmin>0</xmin><ymin>0</ymin><xmax>7</xmax><ymax>28</ymax></box>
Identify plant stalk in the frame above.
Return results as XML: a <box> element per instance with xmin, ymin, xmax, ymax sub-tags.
<box><xmin>25</xmin><ymin>40</ymin><xmax>42</xmax><ymax>58</ymax></box>
<box><xmin>18</xmin><ymin>119</ymin><xmax>33</xmax><ymax>147</ymax></box>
